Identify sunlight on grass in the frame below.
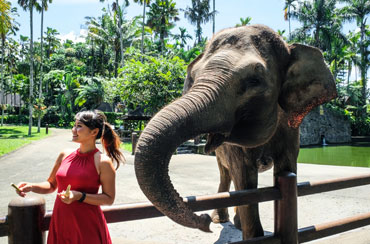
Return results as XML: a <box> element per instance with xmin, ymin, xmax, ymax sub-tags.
<box><xmin>0</xmin><ymin>125</ymin><xmax>51</xmax><ymax>156</ymax></box>
<box><xmin>121</xmin><ymin>142</ymin><xmax>132</xmax><ymax>153</ymax></box>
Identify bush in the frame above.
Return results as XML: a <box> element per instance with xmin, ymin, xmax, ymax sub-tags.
<box><xmin>116</xmin><ymin>48</ymin><xmax>187</xmax><ymax>115</ymax></box>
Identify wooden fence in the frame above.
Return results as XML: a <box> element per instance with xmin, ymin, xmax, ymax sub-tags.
<box><xmin>1</xmin><ymin>172</ymin><xmax>370</xmax><ymax>244</ymax></box>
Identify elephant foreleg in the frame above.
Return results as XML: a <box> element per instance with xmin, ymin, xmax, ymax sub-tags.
<box><xmin>231</xmin><ymin>164</ymin><xmax>264</xmax><ymax>240</ymax></box>
<box><xmin>211</xmin><ymin>154</ymin><xmax>232</xmax><ymax>223</ymax></box>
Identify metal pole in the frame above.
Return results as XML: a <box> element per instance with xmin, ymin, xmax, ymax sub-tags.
<box><xmin>45</xmin><ymin>123</ymin><xmax>48</xmax><ymax>134</ymax></box>
<box><xmin>131</xmin><ymin>132</ymin><xmax>138</xmax><ymax>155</ymax></box>
<box><xmin>8</xmin><ymin>196</ymin><xmax>46</xmax><ymax>244</ymax></box>
<box><xmin>274</xmin><ymin>172</ymin><xmax>298</xmax><ymax>244</ymax></box>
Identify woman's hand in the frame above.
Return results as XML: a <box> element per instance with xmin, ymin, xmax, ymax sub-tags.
<box><xmin>58</xmin><ymin>190</ymin><xmax>81</xmax><ymax>204</ymax></box>
<box><xmin>16</xmin><ymin>182</ymin><xmax>34</xmax><ymax>197</ymax></box>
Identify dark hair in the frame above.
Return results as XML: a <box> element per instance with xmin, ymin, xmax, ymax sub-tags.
<box><xmin>75</xmin><ymin>110</ymin><xmax>125</xmax><ymax>169</ymax></box>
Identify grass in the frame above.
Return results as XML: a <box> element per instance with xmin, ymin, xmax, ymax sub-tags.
<box><xmin>121</xmin><ymin>142</ymin><xmax>132</xmax><ymax>153</ymax></box>
<box><xmin>0</xmin><ymin>125</ymin><xmax>51</xmax><ymax>156</ymax></box>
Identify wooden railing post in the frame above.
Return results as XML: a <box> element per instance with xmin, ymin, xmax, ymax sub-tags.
<box><xmin>274</xmin><ymin>172</ymin><xmax>298</xmax><ymax>244</ymax></box>
<box><xmin>131</xmin><ymin>132</ymin><xmax>138</xmax><ymax>155</ymax></box>
<box><xmin>8</xmin><ymin>196</ymin><xmax>45</xmax><ymax>244</ymax></box>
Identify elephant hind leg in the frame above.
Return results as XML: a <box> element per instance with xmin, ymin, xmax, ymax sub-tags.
<box><xmin>211</xmin><ymin>153</ymin><xmax>231</xmax><ymax>223</ymax></box>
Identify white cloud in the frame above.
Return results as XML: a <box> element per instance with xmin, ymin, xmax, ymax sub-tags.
<box><xmin>57</xmin><ymin>29</ymin><xmax>87</xmax><ymax>43</ymax></box>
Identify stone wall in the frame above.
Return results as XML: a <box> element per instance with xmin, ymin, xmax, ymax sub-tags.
<box><xmin>300</xmin><ymin>106</ymin><xmax>351</xmax><ymax>146</ymax></box>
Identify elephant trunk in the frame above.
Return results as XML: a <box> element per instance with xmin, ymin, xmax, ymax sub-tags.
<box><xmin>134</xmin><ymin>85</ymin><xmax>231</xmax><ymax>232</ymax></box>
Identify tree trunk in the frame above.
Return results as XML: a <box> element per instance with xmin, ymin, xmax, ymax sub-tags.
<box><xmin>140</xmin><ymin>1</ymin><xmax>146</xmax><ymax>55</ymax></box>
<box><xmin>212</xmin><ymin>0</ymin><xmax>215</xmax><ymax>35</ymax></box>
<box><xmin>360</xmin><ymin>21</ymin><xmax>367</xmax><ymax>109</ymax></box>
<box><xmin>37</xmin><ymin>7</ymin><xmax>45</xmax><ymax>133</ymax></box>
<box><xmin>116</xmin><ymin>0</ymin><xmax>125</xmax><ymax>67</ymax></box>
<box><xmin>1</xmin><ymin>38</ymin><xmax>5</xmax><ymax>126</ymax></box>
<box><xmin>28</xmin><ymin>5</ymin><xmax>34</xmax><ymax>136</ymax></box>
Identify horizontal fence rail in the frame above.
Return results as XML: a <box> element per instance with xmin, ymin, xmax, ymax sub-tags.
<box><xmin>297</xmin><ymin>174</ymin><xmax>370</xmax><ymax>196</ymax></box>
<box><xmin>1</xmin><ymin>173</ymin><xmax>370</xmax><ymax>244</ymax></box>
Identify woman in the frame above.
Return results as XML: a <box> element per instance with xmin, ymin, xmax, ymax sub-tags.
<box><xmin>16</xmin><ymin>110</ymin><xmax>125</xmax><ymax>244</ymax></box>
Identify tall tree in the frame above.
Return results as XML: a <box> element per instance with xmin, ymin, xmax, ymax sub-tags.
<box><xmin>147</xmin><ymin>0</ymin><xmax>180</xmax><ymax>51</ymax></box>
<box><xmin>18</xmin><ymin>0</ymin><xmax>41</xmax><ymax>136</ymax></box>
<box><xmin>290</xmin><ymin>0</ymin><xmax>344</xmax><ymax>51</ymax></box>
<box><xmin>172</xmin><ymin>27</ymin><xmax>192</xmax><ymax>48</ymax></box>
<box><xmin>133</xmin><ymin>0</ymin><xmax>151</xmax><ymax>54</ymax></box>
<box><xmin>183</xmin><ymin>0</ymin><xmax>214</xmax><ymax>45</ymax></box>
<box><xmin>100</xmin><ymin>0</ymin><xmax>129</xmax><ymax>67</ymax></box>
<box><xmin>339</xmin><ymin>0</ymin><xmax>370</xmax><ymax>107</ymax></box>
<box><xmin>37</xmin><ymin>0</ymin><xmax>52</xmax><ymax>133</ymax></box>
<box><xmin>0</xmin><ymin>0</ymin><xmax>18</xmax><ymax>126</ymax></box>
<box><xmin>212</xmin><ymin>0</ymin><xmax>215</xmax><ymax>34</ymax></box>
<box><xmin>284</xmin><ymin>0</ymin><xmax>297</xmax><ymax>40</ymax></box>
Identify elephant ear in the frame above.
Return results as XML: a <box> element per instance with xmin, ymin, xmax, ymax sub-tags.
<box><xmin>279</xmin><ymin>44</ymin><xmax>337</xmax><ymax>128</ymax></box>
<box><xmin>183</xmin><ymin>53</ymin><xmax>204</xmax><ymax>95</ymax></box>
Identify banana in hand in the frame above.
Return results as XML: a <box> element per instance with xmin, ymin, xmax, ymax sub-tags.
<box><xmin>64</xmin><ymin>184</ymin><xmax>71</xmax><ymax>198</ymax></box>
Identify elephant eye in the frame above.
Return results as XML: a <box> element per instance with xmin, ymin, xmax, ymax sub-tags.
<box><xmin>239</xmin><ymin>77</ymin><xmax>261</xmax><ymax>94</ymax></box>
<box><xmin>249</xmin><ymin>78</ymin><xmax>260</xmax><ymax>85</ymax></box>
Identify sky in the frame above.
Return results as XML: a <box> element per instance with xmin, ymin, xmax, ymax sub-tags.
<box><xmin>9</xmin><ymin>0</ymin><xmax>358</xmax><ymax>43</ymax></box>
<box><xmin>6</xmin><ymin>0</ymin><xmax>323</xmax><ymax>43</ymax></box>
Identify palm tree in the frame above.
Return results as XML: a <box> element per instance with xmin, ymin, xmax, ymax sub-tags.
<box><xmin>172</xmin><ymin>27</ymin><xmax>192</xmax><ymax>48</ymax></box>
<box><xmin>284</xmin><ymin>0</ymin><xmax>297</xmax><ymax>40</ymax></box>
<box><xmin>85</xmin><ymin>14</ymin><xmax>109</xmax><ymax>76</ymax></box>
<box><xmin>212</xmin><ymin>0</ymin><xmax>215</xmax><ymax>34</ymax></box>
<box><xmin>183</xmin><ymin>0</ymin><xmax>214</xmax><ymax>45</ymax></box>
<box><xmin>290</xmin><ymin>0</ymin><xmax>344</xmax><ymax>51</ymax></box>
<box><xmin>100</xmin><ymin>0</ymin><xmax>129</xmax><ymax>67</ymax></box>
<box><xmin>147</xmin><ymin>0</ymin><xmax>180</xmax><ymax>51</ymax></box>
<box><xmin>19</xmin><ymin>34</ymin><xmax>29</xmax><ymax>61</ymax></box>
<box><xmin>0</xmin><ymin>0</ymin><xmax>18</xmax><ymax>126</ymax></box>
<box><xmin>133</xmin><ymin>0</ymin><xmax>151</xmax><ymax>54</ymax></box>
<box><xmin>44</xmin><ymin>27</ymin><xmax>59</xmax><ymax>58</ymax></box>
<box><xmin>339</xmin><ymin>0</ymin><xmax>370</xmax><ymax>107</ymax></box>
<box><xmin>37</xmin><ymin>0</ymin><xmax>52</xmax><ymax>133</ymax></box>
<box><xmin>18</xmin><ymin>0</ymin><xmax>41</xmax><ymax>136</ymax></box>
<box><xmin>235</xmin><ymin>17</ymin><xmax>252</xmax><ymax>27</ymax></box>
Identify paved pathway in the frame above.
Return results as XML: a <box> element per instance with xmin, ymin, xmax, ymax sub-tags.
<box><xmin>1</xmin><ymin>128</ymin><xmax>370</xmax><ymax>243</ymax></box>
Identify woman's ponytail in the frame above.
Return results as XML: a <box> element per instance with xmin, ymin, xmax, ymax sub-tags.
<box><xmin>101</xmin><ymin>122</ymin><xmax>125</xmax><ymax>169</ymax></box>
<box><xmin>75</xmin><ymin>110</ymin><xmax>125</xmax><ymax>169</ymax></box>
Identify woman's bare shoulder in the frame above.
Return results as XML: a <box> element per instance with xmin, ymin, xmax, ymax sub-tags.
<box><xmin>58</xmin><ymin>148</ymin><xmax>76</xmax><ymax>161</ymax></box>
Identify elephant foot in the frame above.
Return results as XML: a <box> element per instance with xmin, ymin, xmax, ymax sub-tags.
<box><xmin>211</xmin><ymin>209</ymin><xmax>229</xmax><ymax>223</ymax></box>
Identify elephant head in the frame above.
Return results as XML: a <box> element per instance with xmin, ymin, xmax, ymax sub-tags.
<box><xmin>134</xmin><ymin>25</ymin><xmax>337</xmax><ymax>232</ymax></box>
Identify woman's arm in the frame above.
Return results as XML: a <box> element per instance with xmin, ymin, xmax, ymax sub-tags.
<box><xmin>59</xmin><ymin>157</ymin><xmax>116</xmax><ymax>206</ymax></box>
<box><xmin>17</xmin><ymin>151</ymin><xmax>67</xmax><ymax>197</ymax></box>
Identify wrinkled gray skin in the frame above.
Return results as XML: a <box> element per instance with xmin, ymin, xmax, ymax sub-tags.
<box><xmin>134</xmin><ymin>25</ymin><xmax>337</xmax><ymax>240</ymax></box>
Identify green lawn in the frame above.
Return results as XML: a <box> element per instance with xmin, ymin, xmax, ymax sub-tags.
<box><xmin>0</xmin><ymin>125</ymin><xmax>51</xmax><ymax>156</ymax></box>
<box><xmin>121</xmin><ymin>142</ymin><xmax>132</xmax><ymax>153</ymax></box>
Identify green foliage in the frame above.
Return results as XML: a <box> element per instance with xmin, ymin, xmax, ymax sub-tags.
<box><xmin>115</xmin><ymin>48</ymin><xmax>186</xmax><ymax>115</ymax></box>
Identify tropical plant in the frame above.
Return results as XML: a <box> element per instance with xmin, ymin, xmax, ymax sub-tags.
<box><xmin>147</xmin><ymin>0</ymin><xmax>180</xmax><ymax>51</ymax></box>
<box><xmin>172</xmin><ymin>27</ymin><xmax>192</xmax><ymax>48</ymax></box>
<box><xmin>37</xmin><ymin>0</ymin><xmax>52</xmax><ymax>132</ymax></box>
<box><xmin>339</xmin><ymin>0</ymin><xmax>370</xmax><ymax>108</ymax></box>
<box><xmin>133</xmin><ymin>0</ymin><xmax>151</xmax><ymax>54</ymax></box>
<box><xmin>290</xmin><ymin>0</ymin><xmax>345</xmax><ymax>51</ymax></box>
<box><xmin>115</xmin><ymin>48</ymin><xmax>186</xmax><ymax>114</ymax></box>
<box><xmin>183</xmin><ymin>0</ymin><xmax>214</xmax><ymax>45</ymax></box>
<box><xmin>17</xmin><ymin>0</ymin><xmax>41</xmax><ymax>135</ymax></box>
<box><xmin>235</xmin><ymin>17</ymin><xmax>252</xmax><ymax>27</ymax></box>
<box><xmin>75</xmin><ymin>77</ymin><xmax>105</xmax><ymax>109</ymax></box>
<box><xmin>284</xmin><ymin>0</ymin><xmax>297</xmax><ymax>39</ymax></box>
<box><xmin>0</xmin><ymin>0</ymin><xmax>18</xmax><ymax>126</ymax></box>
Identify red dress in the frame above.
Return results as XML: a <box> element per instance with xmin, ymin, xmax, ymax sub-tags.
<box><xmin>48</xmin><ymin>148</ymin><xmax>112</xmax><ymax>244</ymax></box>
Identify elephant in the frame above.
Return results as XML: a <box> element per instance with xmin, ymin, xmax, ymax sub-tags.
<box><xmin>134</xmin><ymin>24</ymin><xmax>337</xmax><ymax>240</ymax></box>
